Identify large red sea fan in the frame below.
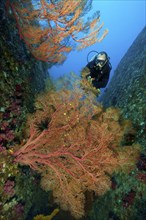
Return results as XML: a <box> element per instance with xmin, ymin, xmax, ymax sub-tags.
<box><xmin>13</xmin><ymin>88</ymin><xmax>140</xmax><ymax>219</ymax></box>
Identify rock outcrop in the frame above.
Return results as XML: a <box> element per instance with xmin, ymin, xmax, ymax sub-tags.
<box><xmin>0</xmin><ymin>0</ymin><xmax>49</xmax><ymax>112</ymax></box>
<box><xmin>100</xmin><ymin>26</ymin><xmax>146</xmax><ymax>146</ymax></box>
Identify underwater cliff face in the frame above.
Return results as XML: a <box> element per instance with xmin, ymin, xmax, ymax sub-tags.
<box><xmin>0</xmin><ymin>1</ymin><xmax>51</xmax><ymax>219</ymax></box>
<box><xmin>0</xmin><ymin>0</ymin><xmax>49</xmax><ymax>111</ymax></box>
<box><xmin>100</xmin><ymin>26</ymin><xmax>146</xmax><ymax>145</ymax></box>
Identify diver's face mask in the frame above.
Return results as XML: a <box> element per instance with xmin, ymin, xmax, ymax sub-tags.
<box><xmin>95</xmin><ymin>53</ymin><xmax>107</xmax><ymax>69</ymax></box>
<box><xmin>96</xmin><ymin>60</ymin><xmax>106</xmax><ymax>69</ymax></box>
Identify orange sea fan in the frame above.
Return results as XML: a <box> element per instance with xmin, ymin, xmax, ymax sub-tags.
<box><xmin>13</xmin><ymin>87</ymin><xmax>140</xmax><ymax>219</ymax></box>
<box><xmin>8</xmin><ymin>0</ymin><xmax>108</xmax><ymax>63</ymax></box>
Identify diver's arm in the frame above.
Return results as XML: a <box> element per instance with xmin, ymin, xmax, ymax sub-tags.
<box><xmin>92</xmin><ymin>71</ymin><xmax>110</xmax><ymax>88</ymax></box>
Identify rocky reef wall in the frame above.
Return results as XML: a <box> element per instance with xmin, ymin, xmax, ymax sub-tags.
<box><xmin>100</xmin><ymin>26</ymin><xmax>146</xmax><ymax>148</ymax></box>
<box><xmin>0</xmin><ymin>0</ymin><xmax>49</xmax><ymax>112</ymax></box>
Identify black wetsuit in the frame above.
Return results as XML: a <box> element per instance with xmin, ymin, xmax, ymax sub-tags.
<box><xmin>86</xmin><ymin>58</ymin><xmax>112</xmax><ymax>89</ymax></box>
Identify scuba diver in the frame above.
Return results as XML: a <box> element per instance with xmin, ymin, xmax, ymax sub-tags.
<box><xmin>85</xmin><ymin>51</ymin><xmax>112</xmax><ymax>89</ymax></box>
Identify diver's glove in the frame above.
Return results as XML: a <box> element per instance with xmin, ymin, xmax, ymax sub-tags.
<box><xmin>97</xmin><ymin>88</ymin><xmax>101</xmax><ymax>94</ymax></box>
<box><xmin>87</xmin><ymin>76</ymin><xmax>93</xmax><ymax>83</ymax></box>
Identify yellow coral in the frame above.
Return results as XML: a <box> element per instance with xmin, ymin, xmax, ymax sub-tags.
<box><xmin>33</xmin><ymin>208</ymin><xmax>59</xmax><ymax>220</ymax></box>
